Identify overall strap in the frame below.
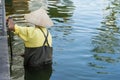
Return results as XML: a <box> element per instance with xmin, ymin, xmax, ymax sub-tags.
<box><xmin>39</xmin><ymin>28</ymin><xmax>50</xmax><ymax>47</ymax></box>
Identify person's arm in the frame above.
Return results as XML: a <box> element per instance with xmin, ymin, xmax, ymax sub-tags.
<box><xmin>7</xmin><ymin>18</ymin><xmax>15</xmax><ymax>31</ymax></box>
<box><xmin>7</xmin><ymin>17</ymin><xmax>28</xmax><ymax>41</ymax></box>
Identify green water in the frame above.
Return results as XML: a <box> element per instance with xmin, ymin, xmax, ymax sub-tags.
<box><xmin>6</xmin><ymin>0</ymin><xmax>120</xmax><ymax>80</ymax></box>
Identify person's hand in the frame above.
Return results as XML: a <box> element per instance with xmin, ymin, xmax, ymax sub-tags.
<box><xmin>7</xmin><ymin>17</ymin><xmax>15</xmax><ymax>31</ymax></box>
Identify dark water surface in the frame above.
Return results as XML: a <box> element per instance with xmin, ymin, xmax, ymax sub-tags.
<box><xmin>6</xmin><ymin>0</ymin><xmax>120</xmax><ymax>80</ymax></box>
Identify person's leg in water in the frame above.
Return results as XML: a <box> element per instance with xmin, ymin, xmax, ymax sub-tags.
<box><xmin>24</xmin><ymin>64</ymin><xmax>52</xmax><ymax>80</ymax></box>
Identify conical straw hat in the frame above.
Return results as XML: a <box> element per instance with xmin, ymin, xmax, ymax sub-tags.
<box><xmin>24</xmin><ymin>8</ymin><xmax>54</xmax><ymax>28</ymax></box>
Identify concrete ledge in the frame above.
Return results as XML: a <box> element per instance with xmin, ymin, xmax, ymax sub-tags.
<box><xmin>0</xmin><ymin>0</ymin><xmax>10</xmax><ymax>80</ymax></box>
<box><xmin>0</xmin><ymin>37</ymin><xmax>10</xmax><ymax>80</ymax></box>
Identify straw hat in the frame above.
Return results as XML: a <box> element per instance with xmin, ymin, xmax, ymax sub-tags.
<box><xmin>24</xmin><ymin>8</ymin><xmax>54</xmax><ymax>28</ymax></box>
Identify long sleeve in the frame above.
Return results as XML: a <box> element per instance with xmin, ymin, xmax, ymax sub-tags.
<box><xmin>14</xmin><ymin>24</ymin><xmax>28</xmax><ymax>41</ymax></box>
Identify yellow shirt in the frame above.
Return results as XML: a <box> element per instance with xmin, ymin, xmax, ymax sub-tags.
<box><xmin>14</xmin><ymin>24</ymin><xmax>52</xmax><ymax>47</ymax></box>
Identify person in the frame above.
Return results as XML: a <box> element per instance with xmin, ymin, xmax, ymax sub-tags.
<box><xmin>7</xmin><ymin>8</ymin><xmax>54</xmax><ymax>80</ymax></box>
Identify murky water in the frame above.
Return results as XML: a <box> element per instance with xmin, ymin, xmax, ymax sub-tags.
<box><xmin>6</xmin><ymin>0</ymin><xmax>120</xmax><ymax>80</ymax></box>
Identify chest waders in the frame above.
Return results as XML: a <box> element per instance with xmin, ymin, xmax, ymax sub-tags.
<box><xmin>24</xmin><ymin>28</ymin><xmax>53</xmax><ymax>68</ymax></box>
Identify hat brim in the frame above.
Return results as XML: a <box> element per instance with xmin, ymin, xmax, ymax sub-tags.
<box><xmin>24</xmin><ymin>8</ymin><xmax>54</xmax><ymax>28</ymax></box>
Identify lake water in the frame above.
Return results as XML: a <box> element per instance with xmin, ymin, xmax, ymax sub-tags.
<box><xmin>6</xmin><ymin>0</ymin><xmax>120</xmax><ymax>80</ymax></box>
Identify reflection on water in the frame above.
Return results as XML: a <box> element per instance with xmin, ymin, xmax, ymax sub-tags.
<box><xmin>5</xmin><ymin>0</ymin><xmax>120</xmax><ymax>80</ymax></box>
<box><xmin>48</xmin><ymin>0</ymin><xmax>74</xmax><ymax>18</ymax></box>
<box><xmin>6</xmin><ymin>0</ymin><xmax>30</xmax><ymax>25</ymax></box>
<box><xmin>90</xmin><ymin>0</ymin><xmax>120</xmax><ymax>74</ymax></box>
<box><xmin>48</xmin><ymin>0</ymin><xmax>75</xmax><ymax>25</ymax></box>
<box><xmin>48</xmin><ymin>0</ymin><xmax>75</xmax><ymax>42</ymax></box>
<box><xmin>28</xmin><ymin>0</ymin><xmax>48</xmax><ymax>11</ymax></box>
<box><xmin>92</xmin><ymin>0</ymin><xmax>120</xmax><ymax>53</ymax></box>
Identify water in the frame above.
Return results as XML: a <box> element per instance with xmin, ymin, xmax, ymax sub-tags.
<box><xmin>6</xmin><ymin>0</ymin><xmax>120</xmax><ymax>80</ymax></box>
